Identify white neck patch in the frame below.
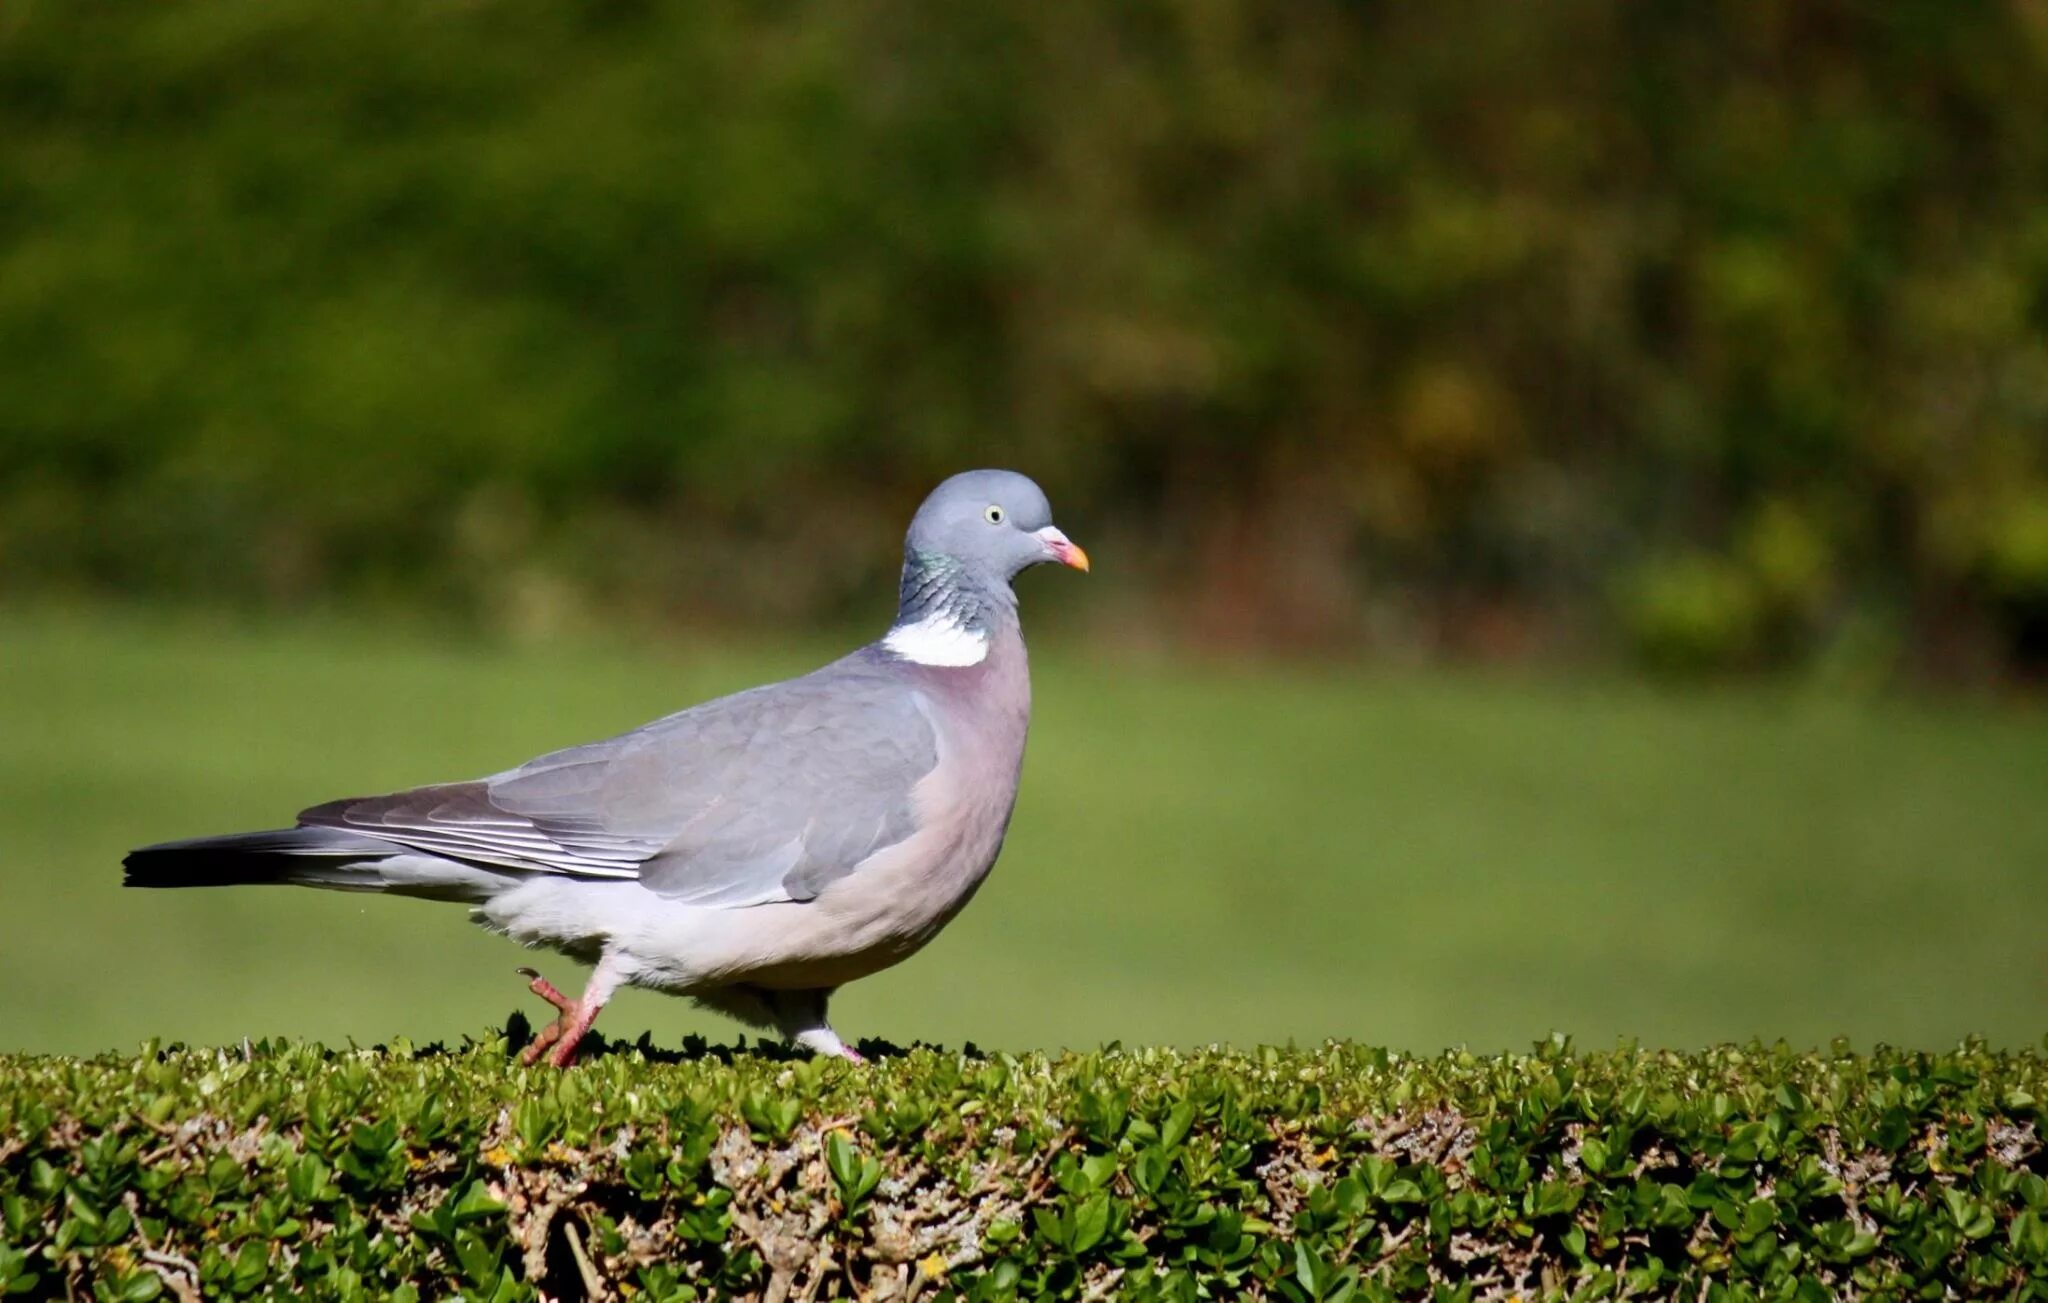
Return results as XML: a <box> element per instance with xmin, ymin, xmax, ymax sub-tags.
<box><xmin>883</xmin><ymin>610</ymin><xmax>989</xmax><ymax>667</ymax></box>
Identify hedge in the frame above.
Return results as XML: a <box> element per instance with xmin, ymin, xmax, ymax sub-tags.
<box><xmin>4</xmin><ymin>1031</ymin><xmax>2047</xmax><ymax>1300</ymax></box>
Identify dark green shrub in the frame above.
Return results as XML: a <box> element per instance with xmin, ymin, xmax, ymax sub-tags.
<box><xmin>4</xmin><ymin>1034</ymin><xmax>2047</xmax><ymax>1298</ymax></box>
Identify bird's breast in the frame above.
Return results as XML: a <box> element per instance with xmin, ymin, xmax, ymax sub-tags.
<box><xmin>666</xmin><ymin>627</ymin><xmax>1034</xmax><ymax>993</ymax></box>
<box><xmin>772</xmin><ymin>630</ymin><xmax>1031</xmax><ymax>972</ymax></box>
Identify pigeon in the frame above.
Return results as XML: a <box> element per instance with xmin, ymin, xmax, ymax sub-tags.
<box><xmin>124</xmin><ymin>469</ymin><xmax>1088</xmax><ymax>1066</ymax></box>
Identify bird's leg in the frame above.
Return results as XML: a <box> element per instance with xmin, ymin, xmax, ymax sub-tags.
<box><xmin>517</xmin><ymin>956</ymin><xmax>626</xmax><ymax>1068</ymax></box>
<box><xmin>521</xmin><ymin>1019</ymin><xmax>565</xmax><ymax>1063</ymax></box>
<box><xmin>519</xmin><ymin>966</ymin><xmax>577</xmax><ymax>1013</ymax></box>
<box><xmin>515</xmin><ymin>966</ymin><xmax>577</xmax><ymax>1064</ymax></box>
<box><xmin>796</xmin><ymin>1027</ymin><xmax>865</xmax><ymax>1064</ymax></box>
<box><xmin>540</xmin><ymin>998</ymin><xmax>603</xmax><ymax>1069</ymax></box>
<box><xmin>769</xmin><ymin>988</ymin><xmax>864</xmax><ymax>1063</ymax></box>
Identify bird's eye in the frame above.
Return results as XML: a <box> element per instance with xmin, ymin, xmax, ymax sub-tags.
<box><xmin>984</xmin><ymin>505</ymin><xmax>1005</xmax><ymax>525</ymax></box>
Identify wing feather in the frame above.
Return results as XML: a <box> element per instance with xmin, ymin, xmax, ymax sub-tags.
<box><xmin>296</xmin><ymin>651</ymin><xmax>938</xmax><ymax>906</ymax></box>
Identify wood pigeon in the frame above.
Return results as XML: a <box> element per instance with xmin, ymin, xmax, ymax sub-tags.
<box><xmin>124</xmin><ymin>469</ymin><xmax>1088</xmax><ymax>1066</ymax></box>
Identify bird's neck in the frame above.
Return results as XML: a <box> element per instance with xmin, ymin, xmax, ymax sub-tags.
<box><xmin>883</xmin><ymin>550</ymin><xmax>1014</xmax><ymax>667</ymax></box>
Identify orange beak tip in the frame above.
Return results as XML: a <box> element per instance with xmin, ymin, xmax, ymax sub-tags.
<box><xmin>1036</xmin><ymin>526</ymin><xmax>1090</xmax><ymax>572</ymax></box>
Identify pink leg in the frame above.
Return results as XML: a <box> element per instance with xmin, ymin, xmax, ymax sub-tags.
<box><xmin>516</xmin><ymin>967</ymin><xmax>575</xmax><ymax>1066</ymax></box>
<box><xmin>544</xmin><ymin>1000</ymin><xmax>606</xmax><ymax>1068</ymax></box>
<box><xmin>519</xmin><ymin>966</ymin><xmax>576</xmax><ymax>1013</ymax></box>
<box><xmin>517</xmin><ymin>957</ymin><xmax>626</xmax><ymax>1069</ymax></box>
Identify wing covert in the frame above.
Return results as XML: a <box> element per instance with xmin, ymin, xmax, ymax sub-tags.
<box><xmin>299</xmin><ymin>654</ymin><xmax>939</xmax><ymax>907</ymax></box>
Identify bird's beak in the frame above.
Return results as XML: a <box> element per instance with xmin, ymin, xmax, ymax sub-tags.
<box><xmin>1034</xmin><ymin>526</ymin><xmax>1090</xmax><ymax>572</ymax></box>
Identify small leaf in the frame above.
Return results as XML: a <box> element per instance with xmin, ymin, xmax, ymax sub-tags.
<box><xmin>1070</xmin><ymin>1193</ymin><xmax>1111</xmax><ymax>1254</ymax></box>
<box><xmin>1161</xmin><ymin>1103</ymin><xmax>1195</xmax><ymax>1152</ymax></box>
<box><xmin>825</xmin><ymin>1132</ymin><xmax>859</xmax><ymax>1193</ymax></box>
<box><xmin>1381</xmin><ymin>1178</ymin><xmax>1424</xmax><ymax>1205</ymax></box>
<box><xmin>1080</xmin><ymin>1152</ymin><xmax>1118</xmax><ymax>1190</ymax></box>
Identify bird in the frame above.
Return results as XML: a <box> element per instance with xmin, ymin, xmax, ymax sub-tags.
<box><xmin>123</xmin><ymin>469</ymin><xmax>1088</xmax><ymax>1067</ymax></box>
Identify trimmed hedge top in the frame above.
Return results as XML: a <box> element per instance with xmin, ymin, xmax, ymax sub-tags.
<box><xmin>4</xmin><ymin>1032</ymin><xmax>2047</xmax><ymax>1300</ymax></box>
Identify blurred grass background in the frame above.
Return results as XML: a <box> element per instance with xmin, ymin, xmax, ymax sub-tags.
<box><xmin>3</xmin><ymin>1</ymin><xmax>2047</xmax><ymax>1054</ymax></box>
<box><xmin>6</xmin><ymin>607</ymin><xmax>2045</xmax><ymax>1055</ymax></box>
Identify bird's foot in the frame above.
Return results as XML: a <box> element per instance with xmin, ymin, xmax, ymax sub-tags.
<box><xmin>515</xmin><ymin>967</ymin><xmax>588</xmax><ymax>1066</ymax></box>
<box><xmin>517</xmin><ymin>966</ymin><xmax>576</xmax><ymax>1013</ymax></box>
<box><xmin>520</xmin><ymin>1008</ymin><xmax>601</xmax><ymax>1068</ymax></box>
<box><xmin>793</xmin><ymin>1025</ymin><xmax>866</xmax><ymax>1063</ymax></box>
<box><xmin>519</xmin><ymin>1017</ymin><xmax>565</xmax><ymax>1066</ymax></box>
<box><xmin>512</xmin><ymin>956</ymin><xmax>625</xmax><ymax>1069</ymax></box>
<box><xmin>543</xmin><ymin>1030</ymin><xmax>586</xmax><ymax>1069</ymax></box>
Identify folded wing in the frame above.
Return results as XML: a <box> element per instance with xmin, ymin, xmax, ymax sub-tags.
<box><xmin>299</xmin><ymin>654</ymin><xmax>939</xmax><ymax>907</ymax></box>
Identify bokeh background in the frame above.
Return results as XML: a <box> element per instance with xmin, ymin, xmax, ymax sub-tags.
<box><xmin>4</xmin><ymin>0</ymin><xmax>2046</xmax><ymax>1056</ymax></box>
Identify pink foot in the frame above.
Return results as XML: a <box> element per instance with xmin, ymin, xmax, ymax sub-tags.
<box><xmin>545</xmin><ymin>1023</ymin><xmax>592</xmax><ymax>1068</ymax></box>
<box><xmin>519</xmin><ymin>1018</ymin><xmax>565</xmax><ymax>1066</ymax></box>
<box><xmin>515</xmin><ymin>958</ymin><xmax>624</xmax><ymax>1069</ymax></box>
<box><xmin>526</xmin><ymin>1008</ymin><xmax>600</xmax><ymax>1068</ymax></box>
<box><xmin>516</xmin><ymin>967</ymin><xmax>603</xmax><ymax>1068</ymax></box>
<box><xmin>518</xmin><ymin>966</ymin><xmax>576</xmax><ymax>1012</ymax></box>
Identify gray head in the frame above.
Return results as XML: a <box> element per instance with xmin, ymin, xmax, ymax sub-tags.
<box><xmin>903</xmin><ymin>469</ymin><xmax>1089</xmax><ymax>582</ymax></box>
<box><xmin>885</xmin><ymin>470</ymin><xmax>1086</xmax><ymax>659</ymax></box>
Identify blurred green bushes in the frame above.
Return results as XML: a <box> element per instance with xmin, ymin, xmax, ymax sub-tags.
<box><xmin>3</xmin><ymin>0</ymin><xmax>2046</xmax><ymax>675</ymax></box>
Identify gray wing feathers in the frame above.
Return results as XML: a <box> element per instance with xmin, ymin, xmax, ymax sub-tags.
<box><xmin>298</xmin><ymin>656</ymin><xmax>939</xmax><ymax>908</ymax></box>
<box><xmin>297</xmin><ymin>781</ymin><xmax>651</xmax><ymax>878</ymax></box>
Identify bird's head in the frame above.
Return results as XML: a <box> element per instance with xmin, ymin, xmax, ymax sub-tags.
<box><xmin>904</xmin><ymin>469</ymin><xmax>1089</xmax><ymax>583</ymax></box>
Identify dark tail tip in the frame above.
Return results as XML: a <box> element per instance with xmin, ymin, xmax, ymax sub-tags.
<box><xmin>122</xmin><ymin>828</ymin><xmax>377</xmax><ymax>888</ymax></box>
<box><xmin>124</xmin><ymin>843</ymin><xmax>282</xmax><ymax>888</ymax></box>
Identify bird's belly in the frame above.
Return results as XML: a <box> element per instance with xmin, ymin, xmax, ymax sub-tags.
<box><xmin>594</xmin><ymin>698</ymin><xmax>1027</xmax><ymax>995</ymax></box>
<box><xmin>740</xmin><ymin>794</ymin><xmax>1008</xmax><ymax>989</ymax></box>
<box><xmin>608</xmin><ymin>781</ymin><xmax>1010</xmax><ymax>993</ymax></box>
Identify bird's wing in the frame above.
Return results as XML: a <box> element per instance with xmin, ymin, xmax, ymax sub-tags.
<box><xmin>297</xmin><ymin>652</ymin><xmax>939</xmax><ymax>907</ymax></box>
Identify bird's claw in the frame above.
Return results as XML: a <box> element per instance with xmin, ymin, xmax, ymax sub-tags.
<box><xmin>512</xmin><ymin>964</ymin><xmax>610</xmax><ymax>1068</ymax></box>
<box><xmin>519</xmin><ymin>968</ymin><xmax>577</xmax><ymax>1013</ymax></box>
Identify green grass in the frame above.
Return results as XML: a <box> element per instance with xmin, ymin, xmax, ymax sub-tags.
<box><xmin>3</xmin><ymin>605</ymin><xmax>2045</xmax><ymax>1057</ymax></box>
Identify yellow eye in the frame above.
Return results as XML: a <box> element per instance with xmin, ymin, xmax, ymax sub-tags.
<box><xmin>984</xmin><ymin>504</ymin><xmax>1005</xmax><ymax>525</ymax></box>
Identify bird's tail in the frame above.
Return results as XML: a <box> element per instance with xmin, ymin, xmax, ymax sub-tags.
<box><xmin>123</xmin><ymin>827</ymin><xmax>398</xmax><ymax>888</ymax></box>
<box><xmin>123</xmin><ymin>828</ymin><xmax>509</xmax><ymax>901</ymax></box>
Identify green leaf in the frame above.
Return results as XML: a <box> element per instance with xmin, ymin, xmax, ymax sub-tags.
<box><xmin>1032</xmin><ymin>1206</ymin><xmax>1070</xmax><ymax>1252</ymax></box>
<box><xmin>28</xmin><ymin>1160</ymin><xmax>62</xmax><ymax>1198</ymax></box>
<box><xmin>1079</xmin><ymin>1153</ymin><xmax>1118</xmax><ymax>1191</ymax></box>
<box><xmin>119</xmin><ymin>1271</ymin><xmax>165</xmax><ymax>1302</ymax></box>
<box><xmin>452</xmin><ymin>1180</ymin><xmax>506</xmax><ymax>1225</ymax></box>
<box><xmin>1131</xmin><ymin>1146</ymin><xmax>1169</xmax><ymax>1195</ymax></box>
<box><xmin>1333</xmin><ymin>1176</ymin><xmax>1367</xmax><ymax>1219</ymax></box>
<box><xmin>1294</xmin><ymin>1239</ymin><xmax>1322</xmax><ymax>1296</ymax></box>
<box><xmin>824</xmin><ymin>1131</ymin><xmax>881</xmax><ymax>1213</ymax></box>
<box><xmin>1526</xmin><ymin>1179</ymin><xmax>1579</xmax><ymax>1218</ymax></box>
<box><xmin>984</xmin><ymin>1217</ymin><xmax>1022</xmax><ymax>1247</ymax></box>
<box><xmin>1380</xmin><ymin>1178</ymin><xmax>1424</xmax><ymax>1205</ymax></box>
<box><xmin>1161</xmin><ymin>1103</ymin><xmax>1195</xmax><ymax>1152</ymax></box>
<box><xmin>1070</xmin><ymin>1193</ymin><xmax>1111</xmax><ymax>1254</ymax></box>
<box><xmin>740</xmin><ymin>1091</ymin><xmax>801</xmax><ymax>1142</ymax></box>
<box><xmin>230</xmin><ymin>1241</ymin><xmax>269</xmax><ymax>1295</ymax></box>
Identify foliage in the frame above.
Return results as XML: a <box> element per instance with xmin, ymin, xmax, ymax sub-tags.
<box><xmin>4</xmin><ymin>1035</ymin><xmax>2048</xmax><ymax>1299</ymax></box>
<box><xmin>2</xmin><ymin>2</ymin><xmax>2047</xmax><ymax>674</ymax></box>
